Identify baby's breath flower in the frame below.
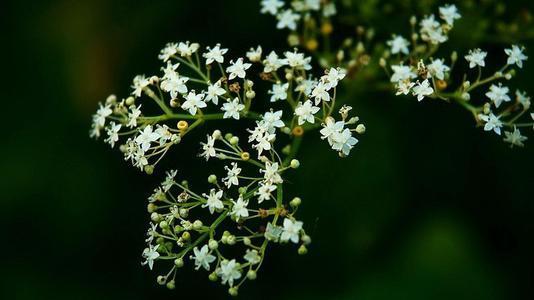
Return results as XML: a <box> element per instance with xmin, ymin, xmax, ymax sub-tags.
<box><xmin>246</xmin><ymin>46</ymin><xmax>263</xmax><ymax>62</ymax></box>
<box><xmin>281</xmin><ymin>218</ymin><xmax>303</xmax><ymax>243</ymax></box>
<box><xmin>244</xmin><ymin>249</ymin><xmax>261</xmax><ymax>265</ymax></box>
<box><xmin>141</xmin><ymin>244</ymin><xmax>160</xmax><ymax>270</ymax></box>
<box><xmin>260</xmin><ymin>0</ymin><xmax>284</xmax><ymax>16</ymax></box>
<box><xmin>276</xmin><ymin>9</ymin><xmax>300</xmax><ymax>31</ymax></box>
<box><xmin>202</xmin><ymin>189</ymin><xmax>224</xmax><ymax>214</ymax></box>
<box><xmin>478</xmin><ymin>113</ymin><xmax>503</xmax><ymax>135</ymax></box>
<box><xmin>387</xmin><ymin>35</ymin><xmax>410</xmax><ymax>55</ymax></box>
<box><xmin>465</xmin><ymin>48</ymin><xmax>487</xmax><ymax>68</ymax></box>
<box><xmin>217</xmin><ymin>259</ymin><xmax>241</xmax><ymax>286</ymax></box>
<box><xmin>205</xmin><ymin>81</ymin><xmax>226</xmax><ymax>105</ymax></box>
<box><xmin>158</xmin><ymin>42</ymin><xmax>178</xmax><ymax>62</ymax></box>
<box><xmin>136</xmin><ymin>125</ymin><xmax>161</xmax><ymax>152</ymax></box>
<box><xmin>192</xmin><ymin>245</ymin><xmax>216</xmax><ymax>271</ymax></box>
<box><xmin>427</xmin><ymin>59</ymin><xmax>450</xmax><ymax>80</ymax></box>
<box><xmin>200</xmin><ymin>135</ymin><xmax>217</xmax><ymax>161</ymax></box>
<box><xmin>505</xmin><ymin>45</ymin><xmax>528</xmax><ymax>68</ymax></box>
<box><xmin>230</xmin><ymin>196</ymin><xmax>249</xmax><ymax>220</ymax></box>
<box><xmin>295</xmin><ymin>100</ymin><xmax>320</xmax><ymax>125</ymax></box>
<box><xmin>516</xmin><ymin>90</ymin><xmax>531</xmax><ymax>110</ymax></box>
<box><xmin>182</xmin><ymin>91</ymin><xmax>207</xmax><ymax>115</ymax></box>
<box><xmin>222</xmin><ymin>98</ymin><xmax>245</xmax><ymax>120</ymax></box>
<box><xmin>412</xmin><ymin>79</ymin><xmax>434</xmax><ymax>101</ymax></box>
<box><xmin>105</xmin><ymin>122</ymin><xmax>122</xmax><ymax>148</ymax></box>
<box><xmin>177</xmin><ymin>41</ymin><xmax>200</xmax><ymax>57</ymax></box>
<box><xmin>203</xmin><ymin>44</ymin><xmax>228</xmax><ymax>65</ymax></box>
<box><xmin>223</xmin><ymin>162</ymin><xmax>241</xmax><ymax>188</ymax></box>
<box><xmin>226</xmin><ymin>58</ymin><xmax>251</xmax><ymax>80</ymax></box>
<box><xmin>263</xmin><ymin>51</ymin><xmax>288</xmax><ymax>73</ymax></box>
<box><xmin>131</xmin><ymin>75</ymin><xmax>150</xmax><ymax>98</ymax></box>
<box><xmin>439</xmin><ymin>4</ymin><xmax>461</xmax><ymax>26</ymax></box>
<box><xmin>390</xmin><ymin>65</ymin><xmax>417</xmax><ymax>83</ymax></box>
<box><xmin>485</xmin><ymin>83</ymin><xmax>511</xmax><ymax>108</ymax></box>
<box><xmin>503</xmin><ymin>127</ymin><xmax>527</xmax><ymax>147</ymax></box>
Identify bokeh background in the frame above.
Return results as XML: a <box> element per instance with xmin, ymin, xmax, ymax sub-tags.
<box><xmin>3</xmin><ymin>0</ymin><xmax>534</xmax><ymax>299</ymax></box>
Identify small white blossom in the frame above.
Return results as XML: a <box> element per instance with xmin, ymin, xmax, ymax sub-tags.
<box><xmin>131</xmin><ymin>75</ymin><xmax>150</xmax><ymax>98</ymax></box>
<box><xmin>158</xmin><ymin>43</ymin><xmax>178</xmax><ymax>62</ymax></box>
<box><xmin>427</xmin><ymin>58</ymin><xmax>450</xmax><ymax>80</ymax></box>
<box><xmin>295</xmin><ymin>77</ymin><xmax>317</xmax><ymax>95</ymax></box>
<box><xmin>269</xmin><ymin>83</ymin><xmax>289</xmax><ymax>102</ymax></box>
<box><xmin>412</xmin><ymin>79</ymin><xmax>434</xmax><ymax>101</ymax></box>
<box><xmin>203</xmin><ymin>44</ymin><xmax>228</xmax><ymax>65</ymax></box>
<box><xmin>284</xmin><ymin>50</ymin><xmax>312</xmax><ymax>70</ymax></box>
<box><xmin>280</xmin><ymin>218</ymin><xmax>303</xmax><ymax>243</ymax></box>
<box><xmin>223</xmin><ymin>162</ymin><xmax>241</xmax><ymax>188</ymax></box>
<box><xmin>387</xmin><ymin>35</ymin><xmax>410</xmax><ymax>55</ymax></box>
<box><xmin>203</xmin><ymin>189</ymin><xmax>224</xmax><ymax>214</ymax></box>
<box><xmin>127</xmin><ymin>105</ymin><xmax>142</xmax><ymax>128</ymax></box>
<box><xmin>161</xmin><ymin>170</ymin><xmax>177</xmax><ymax>192</ymax></box>
<box><xmin>204</xmin><ymin>81</ymin><xmax>226</xmax><ymax>105</ymax></box>
<box><xmin>503</xmin><ymin>127</ymin><xmax>527</xmax><ymax>147</ymax></box>
<box><xmin>105</xmin><ymin>122</ymin><xmax>121</xmax><ymax>148</ymax></box>
<box><xmin>390</xmin><ymin>65</ymin><xmax>417</xmax><ymax>83</ymax></box>
<box><xmin>246</xmin><ymin>45</ymin><xmax>263</xmax><ymax>62</ymax></box>
<box><xmin>177</xmin><ymin>41</ymin><xmax>200</xmax><ymax>57</ymax></box>
<box><xmin>295</xmin><ymin>100</ymin><xmax>320</xmax><ymax>125</ymax></box>
<box><xmin>261</xmin><ymin>161</ymin><xmax>283</xmax><ymax>184</ymax></box>
<box><xmin>311</xmin><ymin>81</ymin><xmax>330</xmax><ymax>104</ymax></box>
<box><xmin>94</xmin><ymin>103</ymin><xmax>112</xmax><ymax>128</ymax></box>
<box><xmin>420</xmin><ymin>15</ymin><xmax>447</xmax><ymax>44</ymax></box>
<box><xmin>320</xmin><ymin>117</ymin><xmax>344</xmax><ymax>142</ymax></box>
<box><xmin>263</xmin><ymin>51</ymin><xmax>288</xmax><ymax>73</ymax></box>
<box><xmin>330</xmin><ymin>128</ymin><xmax>358</xmax><ymax>156</ymax></box>
<box><xmin>256</xmin><ymin>182</ymin><xmax>276</xmax><ymax>203</ymax></box>
<box><xmin>516</xmin><ymin>90</ymin><xmax>531</xmax><ymax>110</ymax></box>
<box><xmin>192</xmin><ymin>245</ymin><xmax>216</xmax><ymax>271</ymax></box>
<box><xmin>244</xmin><ymin>249</ymin><xmax>261</xmax><ymax>265</ymax></box>
<box><xmin>200</xmin><ymin>135</ymin><xmax>216</xmax><ymax>161</ymax></box>
<box><xmin>323</xmin><ymin>67</ymin><xmax>346</xmax><ymax>90</ymax></box>
<box><xmin>160</xmin><ymin>71</ymin><xmax>189</xmax><ymax>99</ymax></box>
<box><xmin>486</xmin><ymin>83</ymin><xmax>511</xmax><ymax>108</ymax></box>
<box><xmin>465</xmin><ymin>48</ymin><xmax>487</xmax><ymax>68</ymax></box>
<box><xmin>217</xmin><ymin>259</ymin><xmax>241</xmax><ymax>286</ymax></box>
<box><xmin>136</xmin><ymin>125</ymin><xmax>160</xmax><ymax>152</ymax></box>
<box><xmin>505</xmin><ymin>45</ymin><xmax>528</xmax><ymax>68</ymax></box>
<box><xmin>226</xmin><ymin>58</ymin><xmax>252</xmax><ymax>80</ymax></box>
<box><xmin>141</xmin><ymin>244</ymin><xmax>160</xmax><ymax>270</ymax></box>
<box><xmin>478</xmin><ymin>113</ymin><xmax>503</xmax><ymax>135</ymax></box>
<box><xmin>230</xmin><ymin>196</ymin><xmax>249</xmax><ymax>220</ymax></box>
<box><xmin>277</xmin><ymin>9</ymin><xmax>300</xmax><ymax>30</ymax></box>
<box><xmin>182</xmin><ymin>91</ymin><xmax>207</xmax><ymax>115</ymax></box>
<box><xmin>396</xmin><ymin>80</ymin><xmax>415</xmax><ymax>95</ymax></box>
<box><xmin>439</xmin><ymin>4</ymin><xmax>461</xmax><ymax>26</ymax></box>
<box><xmin>262</xmin><ymin>110</ymin><xmax>285</xmax><ymax>132</ymax></box>
<box><xmin>323</xmin><ymin>2</ymin><xmax>337</xmax><ymax>17</ymax></box>
<box><xmin>222</xmin><ymin>98</ymin><xmax>245</xmax><ymax>120</ymax></box>
<box><xmin>261</xmin><ymin>0</ymin><xmax>284</xmax><ymax>15</ymax></box>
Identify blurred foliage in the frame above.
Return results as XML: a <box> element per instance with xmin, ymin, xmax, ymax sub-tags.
<box><xmin>2</xmin><ymin>0</ymin><xmax>534</xmax><ymax>299</ymax></box>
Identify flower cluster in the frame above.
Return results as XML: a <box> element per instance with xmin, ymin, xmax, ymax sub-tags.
<box><xmin>141</xmin><ymin>131</ymin><xmax>310</xmax><ymax>295</ymax></box>
<box><xmin>383</xmin><ymin>4</ymin><xmax>533</xmax><ymax>147</ymax></box>
<box><xmin>90</xmin><ymin>41</ymin><xmax>364</xmax><ymax>295</ymax></box>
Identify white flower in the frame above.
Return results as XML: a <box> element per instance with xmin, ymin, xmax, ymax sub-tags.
<box><xmin>269</xmin><ymin>83</ymin><xmax>289</xmax><ymax>102</ymax></box>
<box><xmin>262</xmin><ymin>110</ymin><xmax>285</xmax><ymax>132</ymax></box>
<box><xmin>478</xmin><ymin>113</ymin><xmax>503</xmax><ymax>135</ymax></box>
<box><xmin>131</xmin><ymin>75</ymin><xmax>150</xmax><ymax>98</ymax></box>
<box><xmin>160</xmin><ymin>71</ymin><xmax>189</xmax><ymax>99</ymax></box>
<box><xmin>439</xmin><ymin>4</ymin><xmax>461</xmax><ymax>26</ymax></box>
<box><xmin>260</xmin><ymin>0</ymin><xmax>284</xmax><ymax>15</ymax></box>
<box><xmin>155</xmin><ymin>124</ymin><xmax>173</xmax><ymax>145</ymax></box>
<box><xmin>277</xmin><ymin>9</ymin><xmax>300</xmax><ymax>30</ymax></box>
<box><xmin>311</xmin><ymin>81</ymin><xmax>330</xmax><ymax>104</ymax></box>
<box><xmin>244</xmin><ymin>249</ymin><xmax>261</xmax><ymax>265</ymax></box>
<box><xmin>94</xmin><ymin>103</ymin><xmax>112</xmax><ymax>127</ymax></box>
<box><xmin>200</xmin><ymin>135</ymin><xmax>216</xmax><ymax>161</ymax></box>
<box><xmin>158</xmin><ymin>43</ymin><xmax>178</xmax><ymax>62</ymax></box>
<box><xmin>217</xmin><ymin>259</ymin><xmax>241</xmax><ymax>286</ymax></box>
<box><xmin>263</xmin><ymin>51</ymin><xmax>288</xmax><ymax>73</ymax></box>
<box><xmin>486</xmin><ymin>83</ymin><xmax>511</xmax><ymax>108</ymax></box>
<box><xmin>141</xmin><ymin>244</ymin><xmax>160</xmax><ymax>270</ymax></box>
<box><xmin>390</xmin><ymin>65</ymin><xmax>417</xmax><ymax>83</ymax></box>
<box><xmin>177</xmin><ymin>41</ymin><xmax>199</xmax><ymax>57</ymax></box>
<box><xmin>256</xmin><ymin>182</ymin><xmax>276</xmax><ymax>203</ymax></box>
<box><xmin>320</xmin><ymin>117</ymin><xmax>344</xmax><ymax>142</ymax></box>
<box><xmin>246</xmin><ymin>45</ymin><xmax>263</xmax><ymax>62</ymax></box>
<box><xmin>322</xmin><ymin>2</ymin><xmax>337</xmax><ymax>17</ymax></box>
<box><xmin>230</xmin><ymin>196</ymin><xmax>249</xmax><ymax>220</ymax></box>
<box><xmin>284</xmin><ymin>50</ymin><xmax>311</xmax><ymax>70</ymax></box>
<box><xmin>252</xmin><ymin>132</ymin><xmax>275</xmax><ymax>156</ymax></box>
<box><xmin>182</xmin><ymin>91</ymin><xmax>207</xmax><ymax>115</ymax></box>
<box><xmin>135</xmin><ymin>125</ymin><xmax>160</xmax><ymax>152</ymax></box>
<box><xmin>419</xmin><ymin>15</ymin><xmax>447</xmax><ymax>44</ymax></box>
<box><xmin>295</xmin><ymin>100</ymin><xmax>320</xmax><ymax>125</ymax></box>
<box><xmin>295</xmin><ymin>77</ymin><xmax>317</xmax><ymax>95</ymax></box>
<box><xmin>387</xmin><ymin>35</ymin><xmax>410</xmax><ymax>55</ymax></box>
<box><xmin>192</xmin><ymin>245</ymin><xmax>216</xmax><ymax>271</ymax></box>
<box><xmin>204</xmin><ymin>81</ymin><xmax>226</xmax><ymax>105</ymax></box>
<box><xmin>261</xmin><ymin>161</ymin><xmax>283</xmax><ymax>184</ymax></box>
<box><xmin>323</xmin><ymin>67</ymin><xmax>346</xmax><ymax>90</ymax></box>
<box><xmin>161</xmin><ymin>169</ymin><xmax>177</xmax><ymax>192</ymax></box>
<box><xmin>202</xmin><ymin>189</ymin><xmax>224</xmax><ymax>214</ymax></box>
<box><xmin>503</xmin><ymin>127</ymin><xmax>527</xmax><ymax>147</ymax></box>
<box><xmin>105</xmin><ymin>122</ymin><xmax>121</xmax><ymax>148</ymax></box>
<box><xmin>223</xmin><ymin>162</ymin><xmax>241</xmax><ymax>188</ymax></box>
<box><xmin>226</xmin><ymin>58</ymin><xmax>251</xmax><ymax>80</ymax></box>
<box><xmin>222</xmin><ymin>98</ymin><xmax>245</xmax><ymax>120</ymax></box>
<box><xmin>330</xmin><ymin>128</ymin><xmax>358</xmax><ymax>156</ymax></box>
<box><xmin>280</xmin><ymin>218</ymin><xmax>303</xmax><ymax>243</ymax></box>
<box><xmin>516</xmin><ymin>90</ymin><xmax>531</xmax><ymax>110</ymax></box>
<box><xmin>203</xmin><ymin>44</ymin><xmax>228</xmax><ymax>65</ymax></box>
<box><xmin>396</xmin><ymin>80</ymin><xmax>415</xmax><ymax>95</ymax></box>
<box><xmin>505</xmin><ymin>45</ymin><xmax>528</xmax><ymax>68</ymax></box>
<box><xmin>412</xmin><ymin>79</ymin><xmax>434</xmax><ymax>101</ymax></box>
<box><xmin>427</xmin><ymin>58</ymin><xmax>450</xmax><ymax>80</ymax></box>
<box><xmin>127</xmin><ymin>105</ymin><xmax>142</xmax><ymax>128</ymax></box>
<box><xmin>465</xmin><ymin>49</ymin><xmax>487</xmax><ymax>68</ymax></box>
<box><xmin>265</xmin><ymin>223</ymin><xmax>283</xmax><ymax>241</ymax></box>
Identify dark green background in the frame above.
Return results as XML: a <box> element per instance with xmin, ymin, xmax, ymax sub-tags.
<box><xmin>3</xmin><ymin>0</ymin><xmax>534</xmax><ymax>299</ymax></box>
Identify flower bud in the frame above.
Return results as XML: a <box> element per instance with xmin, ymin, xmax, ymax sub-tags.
<box><xmin>356</xmin><ymin>124</ymin><xmax>366</xmax><ymax>134</ymax></box>
<box><xmin>247</xmin><ymin>270</ymin><xmax>257</xmax><ymax>280</ymax></box>
<box><xmin>157</xmin><ymin>276</ymin><xmax>167</xmax><ymax>285</ymax></box>
<box><xmin>144</xmin><ymin>165</ymin><xmax>154</xmax><ymax>175</ymax></box>
<box><xmin>147</xmin><ymin>203</ymin><xmax>157</xmax><ymax>213</ymax></box>
<box><xmin>230</xmin><ymin>136</ymin><xmax>239</xmax><ymax>145</ymax></box>
<box><xmin>208</xmin><ymin>239</ymin><xmax>219</xmax><ymax>250</ymax></box>
<box><xmin>208</xmin><ymin>174</ymin><xmax>217</xmax><ymax>184</ymax></box>
<box><xmin>193</xmin><ymin>220</ymin><xmax>203</xmax><ymax>230</ymax></box>
<box><xmin>212</xmin><ymin>130</ymin><xmax>222</xmax><ymax>139</ymax></box>
<box><xmin>125</xmin><ymin>96</ymin><xmax>135</xmax><ymax>106</ymax></box>
<box><xmin>166</xmin><ymin>280</ymin><xmax>175</xmax><ymax>290</ymax></box>
<box><xmin>240</xmin><ymin>152</ymin><xmax>250</xmax><ymax>161</ymax></box>
<box><xmin>246</xmin><ymin>90</ymin><xmax>256</xmax><ymax>99</ymax></box>
<box><xmin>177</xmin><ymin>120</ymin><xmax>189</xmax><ymax>131</ymax></box>
<box><xmin>174</xmin><ymin>258</ymin><xmax>184</xmax><ymax>268</ymax></box>
<box><xmin>209</xmin><ymin>272</ymin><xmax>218</xmax><ymax>281</ymax></box>
<box><xmin>298</xmin><ymin>245</ymin><xmax>308</xmax><ymax>255</ymax></box>
<box><xmin>228</xmin><ymin>287</ymin><xmax>239</xmax><ymax>297</ymax></box>
<box><xmin>379</xmin><ymin>58</ymin><xmax>387</xmax><ymax>68</ymax></box>
<box><xmin>302</xmin><ymin>234</ymin><xmax>312</xmax><ymax>245</ymax></box>
<box><xmin>290</xmin><ymin>159</ymin><xmax>300</xmax><ymax>169</ymax></box>
<box><xmin>227</xmin><ymin>235</ymin><xmax>236</xmax><ymax>245</ymax></box>
<box><xmin>290</xmin><ymin>197</ymin><xmax>302</xmax><ymax>208</ymax></box>
<box><xmin>151</xmin><ymin>212</ymin><xmax>162</xmax><ymax>223</ymax></box>
<box><xmin>243</xmin><ymin>237</ymin><xmax>251</xmax><ymax>246</ymax></box>
<box><xmin>159</xmin><ymin>220</ymin><xmax>169</xmax><ymax>229</ymax></box>
<box><xmin>179</xmin><ymin>208</ymin><xmax>189</xmax><ymax>218</ymax></box>
<box><xmin>106</xmin><ymin>94</ymin><xmax>117</xmax><ymax>105</ymax></box>
<box><xmin>225</xmin><ymin>133</ymin><xmax>233</xmax><ymax>141</ymax></box>
<box><xmin>181</xmin><ymin>231</ymin><xmax>191</xmax><ymax>241</ymax></box>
